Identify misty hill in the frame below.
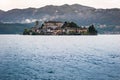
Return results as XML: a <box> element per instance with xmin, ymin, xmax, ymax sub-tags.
<box><xmin>0</xmin><ymin>4</ymin><xmax>120</xmax><ymax>25</ymax></box>
<box><xmin>0</xmin><ymin>23</ymin><xmax>33</xmax><ymax>34</ymax></box>
<box><xmin>0</xmin><ymin>10</ymin><xmax>4</xmax><ymax>17</ymax></box>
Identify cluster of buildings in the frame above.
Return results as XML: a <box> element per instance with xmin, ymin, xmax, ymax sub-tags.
<box><xmin>29</xmin><ymin>21</ymin><xmax>88</xmax><ymax>35</ymax></box>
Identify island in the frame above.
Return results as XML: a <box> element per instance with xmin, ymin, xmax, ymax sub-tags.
<box><xmin>23</xmin><ymin>21</ymin><xmax>97</xmax><ymax>35</ymax></box>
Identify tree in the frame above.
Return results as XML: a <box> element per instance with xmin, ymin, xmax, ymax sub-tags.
<box><xmin>40</xmin><ymin>24</ymin><xmax>44</xmax><ymax>29</ymax></box>
<box><xmin>61</xmin><ymin>21</ymin><xmax>68</xmax><ymax>28</ymax></box>
<box><xmin>23</xmin><ymin>29</ymin><xmax>30</xmax><ymax>35</ymax></box>
<box><xmin>35</xmin><ymin>21</ymin><xmax>39</xmax><ymax>26</ymax></box>
<box><xmin>62</xmin><ymin>21</ymin><xmax>79</xmax><ymax>28</ymax></box>
<box><xmin>69</xmin><ymin>22</ymin><xmax>79</xmax><ymax>28</ymax></box>
<box><xmin>88</xmin><ymin>25</ymin><xmax>97</xmax><ymax>35</ymax></box>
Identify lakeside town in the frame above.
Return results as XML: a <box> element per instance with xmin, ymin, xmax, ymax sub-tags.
<box><xmin>23</xmin><ymin>21</ymin><xmax>97</xmax><ymax>35</ymax></box>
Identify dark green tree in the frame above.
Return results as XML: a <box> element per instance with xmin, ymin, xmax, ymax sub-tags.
<box><xmin>61</xmin><ymin>21</ymin><xmax>68</xmax><ymax>28</ymax></box>
<box><xmin>23</xmin><ymin>29</ymin><xmax>30</xmax><ymax>35</ymax></box>
<box><xmin>35</xmin><ymin>21</ymin><xmax>39</xmax><ymax>26</ymax></box>
<box><xmin>69</xmin><ymin>22</ymin><xmax>79</xmax><ymax>28</ymax></box>
<box><xmin>40</xmin><ymin>24</ymin><xmax>44</xmax><ymax>29</ymax></box>
<box><xmin>88</xmin><ymin>25</ymin><xmax>97</xmax><ymax>35</ymax></box>
<box><xmin>62</xmin><ymin>21</ymin><xmax>79</xmax><ymax>28</ymax></box>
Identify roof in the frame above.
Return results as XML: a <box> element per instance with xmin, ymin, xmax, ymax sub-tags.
<box><xmin>44</xmin><ymin>21</ymin><xmax>63</xmax><ymax>23</ymax></box>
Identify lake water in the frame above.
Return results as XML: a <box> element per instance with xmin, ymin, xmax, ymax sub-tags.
<box><xmin>0</xmin><ymin>35</ymin><xmax>120</xmax><ymax>80</ymax></box>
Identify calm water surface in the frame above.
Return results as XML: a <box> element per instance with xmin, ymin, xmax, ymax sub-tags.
<box><xmin>0</xmin><ymin>35</ymin><xmax>120</xmax><ymax>80</ymax></box>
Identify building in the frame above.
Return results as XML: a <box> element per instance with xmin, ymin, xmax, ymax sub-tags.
<box><xmin>43</xmin><ymin>21</ymin><xmax>63</xmax><ymax>29</ymax></box>
<box><xmin>42</xmin><ymin>21</ymin><xmax>64</xmax><ymax>35</ymax></box>
<box><xmin>30</xmin><ymin>21</ymin><xmax>88</xmax><ymax>35</ymax></box>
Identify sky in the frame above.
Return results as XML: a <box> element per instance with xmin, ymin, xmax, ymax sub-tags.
<box><xmin>0</xmin><ymin>0</ymin><xmax>120</xmax><ymax>11</ymax></box>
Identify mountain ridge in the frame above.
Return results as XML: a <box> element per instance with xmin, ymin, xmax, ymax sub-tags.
<box><xmin>0</xmin><ymin>4</ymin><xmax>120</xmax><ymax>25</ymax></box>
<box><xmin>1</xmin><ymin>4</ymin><xmax>120</xmax><ymax>12</ymax></box>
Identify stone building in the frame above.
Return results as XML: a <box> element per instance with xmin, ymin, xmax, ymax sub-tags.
<box><xmin>42</xmin><ymin>21</ymin><xmax>64</xmax><ymax>35</ymax></box>
<box><xmin>30</xmin><ymin>21</ymin><xmax>88</xmax><ymax>35</ymax></box>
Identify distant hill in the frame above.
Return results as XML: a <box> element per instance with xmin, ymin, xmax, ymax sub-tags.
<box><xmin>0</xmin><ymin>4</ymin><xmax>120</xmax><ymax>25</ymax></box>
<box><xmin>0</xmin><ymin>23</ymin><xmax>33</xmax><ymax>34</ymax></box>
<box><xmin>0</xmin><ymin>10</ymin><xmax>4</xmax><ymax>18</ymax></box>
<box><xmin>0</xmin><ymin>4</ymin><xmax>120</xmax><ymax>34</ymax></box>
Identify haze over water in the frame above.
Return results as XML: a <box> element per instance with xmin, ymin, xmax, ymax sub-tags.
<box><xmin>0</xmin><ymin>35</ymin><xmax>120</xmax><ymax>80</ymax></box>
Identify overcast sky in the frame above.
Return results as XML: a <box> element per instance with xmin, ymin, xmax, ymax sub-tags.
<box><xmin>1</xmin><ymin>0</ymin><xmax>120</xmax><ymax>11</ymax></box>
